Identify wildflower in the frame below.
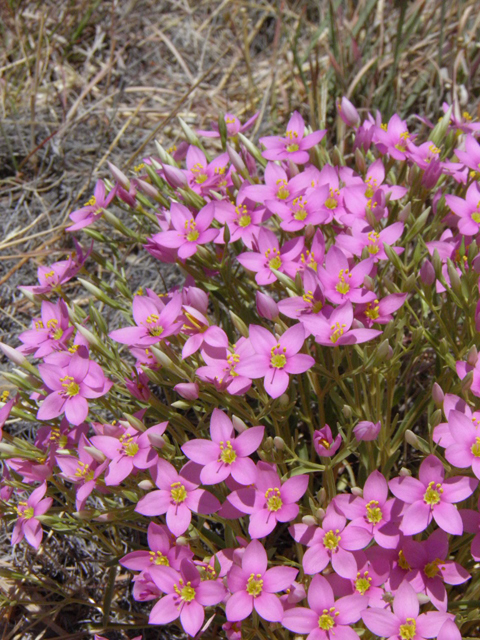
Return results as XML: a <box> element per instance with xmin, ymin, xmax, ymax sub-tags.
<box><xmin>237</xmin><ymin>227</ymin><xmax>304</xmax><ymax>285</ymax></box>
<box><xmin>37</xmin><ymin>348</ymin><xmax>113</xmax><ymax>425</ymax></box>
<box><xmin>214</xmin><ymin>197</ymin><xmax>265</xmax><ymax>248</ymax></box>
<box><xmin>227</xmin><ymin>463</ymin><xmax>308</xmax><ymax>538</ymax></box>
<box><xmin>335</xmin><ymin>221</ymin><xmax>404</xmax><ymax>263</ymax></box>
<box><xmin>196</xmin><ymin>337</ymin><xmax>255</xmax><ymax>396</ymax></box>
<box><xmin>149</xmin><ymin>558</ymin><xmax>226</xmax><ymax>636</ymax></box>
<box><xmin>290</xmin><ymin>504</ymin><xmax>371</xmax><ymax>578</ymax></box>
<box><xmin>454</xmin><ymin>134</ymin><xmax>480</xmax><ymax>174</ymax></box>
<box><xmin>445</xmin><ymin>181</ymin><xmax>480</xmax><ymax>236</ymax></box>
<box><xmin>256</xmin><ymin>291</ymin><xmax>279</xmax><ymax>320</ymax></box>
<box><xmin>225</xmin><ymin>539</ymin><xmax>298</xmax><ymax>622</ymax></box>
<box><xmin>389</xmin><ymin>454</ymin><xmax>478</xmax><ymax>535</ymax></box>
<box><xmin>317</xmin><ymin>247</ymin><xmax>375</xmax><ymax>305</ymax></box>
<box><xmin>120</xmin><ymin>522</ymin><xmax>194</xmax><ymax>572</ymax></box>
<box><xmin>150</xmin><ymin>202</ymin><xmax>219</xmax><ymax>259</ymax></box>
<box><xmin>241</xmin><ymin>162</ymin><xmax>302</xmax><ymax>208</ymax></box>
<box><xmin>374</xmin><ymin>114</ymin><xmax>413</xmax><ymax>161</ymax></box>
<box><xmin>234</xmin><ymin>323</ymin><xmax>315</xmax><ymax>399</ymax></box>
<box><xmin>353</xmin><ymin>420</ymin><xmax>381</xmax><ymax>441</ymax></box>
<box><xmin>181</xmin><ymin>306</ymin><xmax>228</xmax><ymax>358</ymax></box>
<box><xmin>11</xmin><ymin>482</ymin><xmax>53</xmax><ymax>549</ymax></box>
<box><xmin>17</xmin><ymin>300</ymin><xmax>73</xmax><ymax>357</ymax></box>
<box><xmin>302</xmin><ymin>301</ymin><xmax>382</xmax><ymax>346</ymax></box>
<box><xmin>185</xmin><ymin>146</ymin><xmax>230</xmax><ymax>194</ymax></box>
<box><xmin>443</xmin><ymin>409</ymin><xmax>480</xmax><ymax>479</ymax></box>
<box><xmin>109</xmin><ymin>293</ymin><xmax>183</xmax><ymax>346</ymax></box>
<box><xmin>181</xmin><ymin>409</ymin><xmax>264</xmax><ymax>486</ymax></box>
<box><xmin>362</xmin><ymin>580</ymin><xmax>453</xmax><ymax>640</ymax></box>
<box><xmin>135</xmin><ymin>458</ymin><xmax>221</xmax><ymax>536</ymax></box>
<box><xmin>279</xmin><ymin>267</ymin><xmax>325</xmax><ymax>323</ymax></box>
<box><xmin>283</xmin><ymin>574</ymin><xmax>367</xmax><ymax>639</ymax></box>
<box><xmin>460</xmin><ymin>494</ymin><xmax>480</xmax><ymax>561</ymax></box>
<box><xmin>313</xmin><ymin>425</ymin><xmax>342</xmax><ymax>457</ymax></box>
<box><xmin>67</xmin><ymin>180</ymin><xmax>117</xmax><ymax>231</ymax></box>
<box><xmin>337</xmin><ymin>96</ymin><xmax>360</xmax><ymax>127</ymax></box>
<box><xmin>272</xmin><ymin>186</ymin><xmax>330</xmax><ymax>232</ymax></box>
<box><xmin>355</xmin><ymin>293</ymin><xmax>408</xmax><ymax>327</ymax></box>
<box><xmin>197</xmin><ymin>112</ymin><xmax>259</xmax><ymax>138</ymax></box>
<box><xmin>260</xmin><ymin>111</ymin><xmax>326</xmax><ymax>164</ymax></box>
<box><xmin>91</xmin><ymin>422</ymin><xmax>167</xmax><ymax>486</ymax></box>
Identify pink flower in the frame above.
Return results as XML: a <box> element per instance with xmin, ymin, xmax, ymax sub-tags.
<box><xmin>460</xmin><ymin>495</ymin><xmax>480</xmax><ymax>561</ymax></box>
<box><xmin>335</xmin><ymin>221</ymin><xmax>404</xmax><ymax>263</ymax></box>
<box><xmin>256</xmin><ymin>291</ymin><xmax>279</xmax><ymax>320</ymax></box>
<box><xmin>337</xmin><ymin>97</ymin><xmax>360</xmax><ymax>127</ymax></box>
<box><xmin>443</xmin><ymin>409</ymin><xmax>480</xmax><ymax>479</ymax></box>
<box><xmin>303</xmin><ymin>301</ymin><xmax>382</xmax><ymax>346</ymax></box>
<box><xmin>362</xmin><ymin>581</ymin><xmax>453</xmax><ymax>640</ymax></box>
<box><xmin>354</xmin><ymin>293</ymin><xmax>407</xmax><ymax>327</ymax></box>
<box><xmin>181</xmin><ymin>307</ymin><xmax>228</xmax><ymax>358</ymax></box>
<box><xmin>455</xmin><ymin>134</ymin><xmax>480</xmax><ymax>173</ymax></box>
<box><xmin>109</xmin><ymin>293</ymin><xmax>183</xmax><ymax>346</ymax></box>
<box><xmin>334</xmin><ymin>471</ymin><xmax>401</xmax><ymax>549</ymax></box>
<box><xmin>241</xmin><ymin>162</ymin><xmax>303</xmax><ymax>208</ymax></box>
<box><xmin>317</xmin><ymin>247</ymin><xmax>375</xmax><ymax>305</ymax></box>
<box><xmin>225</xmin><ymin>539</ymin><xmax>297</xmax><ymax>622</ymax></box>
<box><xmin>272</xmin><ymin>187</ymin><xmax>330</xmax><ymax>232</ymax></box>
<box><xmin>185</xmin><ymin>146</ymin><xmax>230</xmax><ymax>194</ymax></box>
<box><xmin>56</xmin><ymin>434</ymin><xmax>109</xmax><ymax>509</ymax></box>
<box><xmin>17</xmin><ymin>300</ymin><xmax>73</xmax><ymax>357</ymax></box>
<box><xmin>214</xmin><ymin>196</ymin><xmax>266</xmax><ymax>248</ymax></box>
<box><xmin>12</xmin><ymin>482</ymin><xmax>53</xmax><ymax>549</ymax></box>
<box><xmin>91</xmin><ymin>422</ymin><xmax>167</xmax><ymax>486</ymax></box>
<box><xmin>120</xmin><ymin>522</ymin><xmax>193</xmax><ymax>572</ymax></box>
<box><xmin>313</xmin><ymin>425</ymin><xmax>342</xmax><ymax>457</ymax></box>
<box><xmin>445</xmin><ymin>181</ymin><xmax>480</xmax><ymax>235</ymax></box>
<box><xmin>389</xmin><ymin>454</ymin><xmax>478</xmax><ymax>535</ymax></box>
<box><xmin>181</xmin><ymin>409</ymin><xmax>264</xmax><ymax>486</ymax></box>
<box><xmin>151</xmin><ymin>202</ymin><xmax>219</xmax><ymax>259</ymax></box>
<box><xmin>401</xmin><ymin>529</ymin><xmax>470</xmax><ymax>611</ymax></box>
<box><xmin>135</xmin><ymin>459</ymin><xmax>221</xmax><ymax>537</ymax></box>
<box><xmin>353</xmin><ymin>420</ymin><xmax>381</xmax><ymax>441</ymax></box>
<box><xmin>283</xmin><ymin>574</ymin><xmax>367</xmax><ymax>640</ymax></box>
<box><xmin>67</xmin><ymin>180</ymin><xmax>117</xmax><ymax>231</ymax></box>
<box><xmin>37</xmin><ymin>348</ymin><xmax>113</xmax><ymax>425</ymax></box>
<box><xmin>235</xmin><ymin>323</ymin><xmax>314</xmax><ymax>399</ymax></box>
<box><xmin>237</xmin><ymin>227</ymin><xmax>304</xmax><ymax>286</ymax></box>
<box><xmin>260</xmin><ymin>111</ymin><xmax>325</xmax><ymax>164</ymax></box>
<box><xmin>290</xmin><ymin>504</ymin><xmax>371</xmax><ymax>578</ymax></box>
<box><xmin>196</xmin><ymin>337</ymin><xmax>255</xmax><ymax>396</ymax></box>
<box><xmin>174</xmin><ymin>382</ymin><xmax>199</xmax><ymax>400</ymax></box>
<box><xmin>374</xmin><ymin>114</ymin><xmax>413</xmax><ymax>161</ymax></box>
<box><xmin>279</xmin><ymin>267</ymin><xmax>325</xmax><ymax>323</ymax></box>
<box><xmin>197</xmin><ymin>111</ymin><xmax>259</xmax><ymax>138</ymax></box>
<box><xmin>149</xmin><ymin>558</ymin><xmax>226</xmax><ymax>636</ymax></box>
<box><xmin>227</xmin><ymin>463</ymin><xmax>308</xmax><ymax>538</ymax></box>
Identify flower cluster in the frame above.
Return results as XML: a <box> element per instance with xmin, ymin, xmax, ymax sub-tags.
<box><xmin>1</xmin><ymin>103</ymin><xmax>480</xmax><ymax>639</ymax></box>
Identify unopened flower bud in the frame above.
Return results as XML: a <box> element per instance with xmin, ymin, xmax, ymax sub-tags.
<box><xmin>278</xmin><ymin>393</ymin><xmax>290</xmax><ymax>407</ymax></box>
<box><xmin>229</xmin><ymin>311</ymin><xmax>248</xmax><ymax>337</ymax></box>
<box><xmin>473</xmin><ymin>255</ymin><xmax>480</xmax><ymax>273</ymax></box>
<box><xmin>147</xmin><ymin>432</ymin><xmax>165</xmax><ymax>449</ymax></box>
<box><xmin>447</xmin><ymin>259</ymin><xmax>462</xmax><ymax>295</ymax></box>
<box><xmin>84</xmin><ymin>446</ymin><xmax>106</xmax><ymax>463</ymax></box>
<box><xmin>467</xmin><ymin>345</ymin><xmax>478</xmax><ymax>366</ymax></box>
<box><xmin>432</xmin><ymin>382</ymin><xmax>445</xmax><ymax>408</ymax></box>
<box><xmin>354</xmin><ymin>148</ymin><xmax>366</xmax><ymax>173</ymax></box>
<box><xmin>138</xmin><ymin>479</ymin><xmax>154</xmax><ymax>490</ymax></box>
<box><xmin>342</xmin><ymin>405</ymin><xmax>353</xmax><ymax>419</ymax></box>
<box><xmin>405</xmin><ymin>430</ymin><xmax>420</xmax><ymax>448</ymax></box>
<box><xmin>353</xmin><ymin>420</ymin><xmax>381</xmax><ymax>441</ymax></box>
<box><xmin>461</xmin><ymin>371</ymin><xmax>473</xmax><ymax>392</ymax></box>
<box><xmin>256</xmin><ymin>291</ymin><xmax>279</xmax><ymax>320</ymax></box>
<box><xmin>398</xmin><ymin>203</ymin><xmax>411</xmax><ymax>223</ymax></box>
<box><xmin>136</xmin><ymin>178</ymin><xmax>160</xmax><ymax>200</ymax></box>
<box><xmin>231</xmin><ymin>171</ymin><xmax>243</xmax><ymax>190</ymax></box>
<box><xmin>432</xmin><ymin>249</ymin><xmax>443</xmax><ymax>278</ymax></box>
<box><xmin>227</xmin><ymin>144</ymin><xmax>247</xmax><ymax>175</ymax></box>
<box><xmin>176</xmin><ymin>536</ymin><xmax>189</xmax><ymax>546</ymax></box>
<box><xmin>431</xmin><ymin>409</ymin><xmax>442</xmax><ymax>428</ymax></box>
<box><xmin>263</xmin><ymin>436</ymin><xmax>274</xmax><ymax>451</ymax></box>
<box><xmin>316</xmin><ymin>488</ymin><xmax>327</xmax><ymax>505</ymax></box>
<box><xmin>273</xmin><ymin>436</ymin><xmax>285</xmax><ymax>451</ymax></box>
<box><xmin>374</xmin><ymin>339</ymin><xmax>390</xmax><ymax>365</ymax></box>
<box><xmin>404</xmin><ymin>273</ymin><xmax>417</xmax><ymax>292</ymax></box>
<box><xmin>399</xmin><ymin>467</ymin><xmax>412</xmax><ymax>477</ymax></box>
<box><xmin>162</xmin><ymin>163</ymin><xmax>188</xmax><ymax>188</ymax></box>
<box><xmin>337</xmin><ymin>96</ymin><xmax>360</xmax><ymax>127</ymax></box>
<box><xmin>420</xmin><ymin>260</ymin><xmax>435</xmax><ymax>286</ymax></box>
<box><xmin>232</xmin><ymin>416</ymin><xmax>248</xmax><ymax>434</ymax></box>
<box><xmin>0</xmin><ymin>342</ymin><xmax>26</xmax><ymax>365</ymax></box>
<box><xmin>302</xmin><ymin>515</ymin><xmax>317</xmax><ymax>526</ymax></box>
<box><xmin>351</xmin><ymin>486</ymin><xmax>363</xmax><ymax>497</ymax></box>
<box><xmin>315</xmin><ymin>508</ymin><xmax>325</xmax><ymax>520</ymax></box>
<box><xmin>174</xmin><ymin>382</ymin><xmax>199</xmax><ymax>401</ymax></box>
<box><xmin>107</xmin><ymin>161</ymin><xmax>130</xmax><ymax>189</ymax></box>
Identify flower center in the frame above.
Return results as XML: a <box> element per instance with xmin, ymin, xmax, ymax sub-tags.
<box><xmin>16</xmin><ymin>502</ymin><xmax>35</xmax><ymax>519</ymax></box>
<box><xmin>265</xmin><ymin>487</ymin><xmax>283</xmax><ymax>512</ymax></box>
<box><xmin>219</xmin><ymin>440</ymin><xmax>237</xmax><ymax>464</ymax></box>
<box><xmin>149</xmin><ymin>550</ymin><xmax>170</xmax><ymax>566</ymax></box>
<box><xmin>365</xmin><ymin>300</ymin><xmax>380</xmax><ymax>320</ymax></box>
<box><xmin>471</xmin><ymin>437</ymin><xmax>480</xmax><ymax>457</ymax></box>
<box><xmin>239</xmin><ymin>214</ymin><xmax>251</xmax><ymax>227</ymax></box>
<box><xmin>355</xmin><ymin>572</ymin><xmax>372</xmax><ymax>595</ymax></box>
<box><xmin>471</xmin><ymin>212</ymin><xmax>480</xmax><ymax>224</ymax></box>
<box><xmin>174</xmin><ymin>580</ymin><xmax>196</xmax><ymax>602</ymax></box>
<box><xmin>399</xmin><ymin>618</ymin><xmax>416</xmax><ymax>640</ymax></box>
<box><xmin>398</xmin><ymin>550</ymin><xmax>411</xmax><ymax>571</ymax></box>
<box><xmin>276</xmin><ymin>179</ymin><xmax>290</xmax><ymax>200</ymax></box>
<box><xmin>300</xmin><ymin>250</ymin><xmax>318</xmax><ymax>272</ymax></box>
<box><xmin>424</xmin><ymin>481</ymin><xmax>443</xmax><ymax>506</ymax></box>
<box><xmin>75</xmin><ymin>461</ymin><xmax>94</xmax><ymax>481</ymax></box>
<box><xmin>170</xmin><ymin>482</ymin><xmax>187</xmax><ymax>504</ymax></box>
<box><xmin>285</xmin><ymin>130</ymin><xmax>300</xmax><ymax>153</ymax></box>
<box><xmin>323</xmin><ymin>529</ymin><xmax>341</xmax><ymax>550</ymax></box>
<box><xmin>424</xmin><ymin>560</ymin><xmax>441</xmax><ymax>578</ymax></box>
<box><xmin>367</xmin><ymin>231</ymin><xmax>380</xmax><ymax>254</ymax></box>
<box><xmin>185</xmin><ymin>218</ymin><xmax>200</xmax><ymax>241</ymax></box>
<box><xmin>246</xmin><ymin>573</ymin><xmax>263</xmax><ymax>597</ymax></box>
<box><xmin>318</xmin><ymin>608</ymin><xmax>338</xmax><ymax>630</ymax></box>
<box><xmin>84</xmin><ymin>195</ymin><xmax>96</xmax><ymax>206</ymax></box>
<box><xmin>270</xmin><ymin>343</ymin><xmax>287</xmax><ymax>369</ymax></box>
<box><xmin>365</xmin><ymin>500</ymin><xmax>383</xmax><ymax>524</ymax></box>
<box><xmin>60</xmin><ymin>375</ymin><xmax>79</xmax><ymax>397</ymax></box>
<box><xmin>335</xmin><ymin>269</ymin><xmax>351</xmax><ymax>295</ymax></box>
<box><xmin>325</xmin><ymin>189</ymin><xmax>340</xmax><ymax>209</ymax></box>
<box><xmin>330</xmin><ymin>322</ymin><xmax>347</xmax><ymax>343</ymax></box>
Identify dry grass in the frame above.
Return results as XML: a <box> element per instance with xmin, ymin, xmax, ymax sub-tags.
<box><xmin>0</xmin><ymin>0</ymin><xmax>479</xmax><ymax>637</ymax></box>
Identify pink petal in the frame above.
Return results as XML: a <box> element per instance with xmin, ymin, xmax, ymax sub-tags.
<box><xmin>281</xmin><ymin>475</ymin><xmax>309</xmax><ymax>503</ymax></box>
<box><xmin>166</xmin><ymin>503</ymin><xmax>191</xmax><ymax>537</ymax></box>
<box><xmin>180</xmin><ymin>600</ymin><xmax>204</xmax><ymax>637</ymax></box>
<box><xmin>263</xmin><ymin>566</ymin><xmax>298</xmax><ymax>592</ymax></box>
<box><xmin>37</xmin><ymin>392</ymin><xmax>66</xmax><ymax>421</ymax></box>
<box><xmin>230</xmin><ymin>456</ymin><xmax>258</xmax><ymax>485</ymax></box>
<box><xmin>264</xmin><ymin>368</ymin><xmax>289</xmax><ymax>398</ymax></box>
<box><xmin>234</xmin><ymin>426</ymin><xmax>265</xmax><ymax>457</ymax></box>
<box><xmin>302</xmin><ymin>544</ymin><xmax>329</xmax><ymax>575</ymax></box>
<box><xmin>283</xmin><ymin>607</ymin><xmax>318</xmax><ymax>633</ymax></box>
<box><xmin>196</xmin><ymin>580</ymin><xmax>226</xmax><ymax>606</ymax></box>
<box><xmin>249</xmin><ymin>324</ymin><xmax>276</xmax><ymax>355</ymax></box>
<box><xmin>64</xmin><ymin>395</ymin><xmax>89</xmax><ymax>425</ymax></box>
<box><xmin>242</xmin><ymin>539</ymin><xmax>267</xmax><ymax>575</ymax></box>
<box><xmin>210</xmin><ymin>408</ymin><xmax>234</xmax><ymax>442</ymax></box>
<box><xmin>332</xmin><ymin>547</ymin><xmax>358</xmax><ymax>579</ymax></box>
<box><xmin>362</xmin><ymin>608</ymin><xmax>398</xmax><ymax>637</ymax></box>
<box><xmin>149</xmin><ymin>594</ymin><xmax>179</xmax><ymax>624</ymax></box>
<box><xmin>393</xmin><ymin>581</ymin><xmax>419</xmax><ymax>619</ymax></box>
<box><xmin>249</xmin><ymin>509</ymin><xmax>277</xmax><ymax>538</ymax></box>
<box><xmin>23</xmin><ymin>519</ymin><xmax>43</xmax><ymax>549</ymax></box>
<box><xmin>225</xmin><ymin>590</ymin><xmax>253</xmax><ymax>621</ymax></box>
<box><xmin>442</xmin><ymin>476</ymin><xmax>478</xmax><ymax>502</ymax></box>
<box><xmin>181</xmin><ymin>439</ymin><xmax>219</xmax><ymax>465</ymax></box>
<box><xmin>432</xmin><ymin>501</ymin><xmax>463</xmax><ymax>535</ymax></box>
<box><xmin>185</xmin><ymin>488</ymin><xmax>220</xmax><ymax>514</ymax></box>
<box><xmin>254</xmin><ymin>591</ymin><xmax>284</xmax><ymax>622</ymax></box>
<box><xmin>419</xmin><ymin>454</ymin><xmax>445</xmax><ymax>485</ymax></box>
<box><xmin>135</xmin><ymin>490</ymin><xmax>171</xmax><ymax>516</ymax></box>
<box><xmin>336</xmin><ymin>594</ymin><xmax>367</xmax><ymax>624</ymax></box>
<box><xmin>389</xmin><ymin>476</ymin><xmax>425</xmax><ymax>503</ymax></box>
<box><xmin>400</xmin><ymin>500</ymin><xmax>432</xmax><ymax>535</ymax></box>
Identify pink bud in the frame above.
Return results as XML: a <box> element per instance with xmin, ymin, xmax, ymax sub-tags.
<box><xmin>107</xmin><ymin>161</ymin><xmax>130</xmax><ymax>189</ymax></box>
<box><xmin>337</xmin><ymin>97</ymin><xmax>360</xmax><ymax>127</ymax></box>
<box><xmin>432</xmin><ymin>382</ymin><xmax>444</xmax><ymax>408</ymax></box>
<box><xmin>0</xmin><ymin>342</ymin><xmax>26</xmax><ymax>365</ymax></box>
<box><xmin>162</xmin><ymin>163</ymin><xmax>187</xmax><ymax>188</ymax></box>
<box><xmin>353</xmin><ymin>420</ymin><xmax>381</xmax><ymax>442</ymax></box>
<box><xmin>174</xmin><ymin>382</ymin><xmax>199</xmax><ymax>400</ymax></box>
<box><xmin>351</xmin><ymin>486</ymin><xmax>363</xmax><ymax>497</ymax></box>
<box><xmin>227</xmin><ymin>144</ymin><xmax>246</xmax><ymax>174</ymax></box>
<box><xmin>420</xmin><ymin>259</ymin><xmax>435</xmax><ymax>286</ymax></box>
<box><xmin>473</xmin><ymin>255</ymin><xmax>480</xmax><ymax>273</ymax></box>
<box><xmin>232</xmin><ymin>415</ymin><xmax>248</xmax><ymax>433</ymax></box>
<box><xmin>136</xmin><ymin>178</ymin><xmax>160</xmax><ymax>200</ymax></box>
<box><xmin>83</xmin><ymin>446</ymin><xmax>106</xmax><ymax>463</ymax></box>
<box><xmin>256</xmin><ymin>291</ymin><xmax>279</xmax><ymax>320</ymax></box>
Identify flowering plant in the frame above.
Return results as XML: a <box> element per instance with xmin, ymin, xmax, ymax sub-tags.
<box><xmin>1</xmin><ymin>103</ymin><xmax>480</xmax><ymax>639</ymax></box>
